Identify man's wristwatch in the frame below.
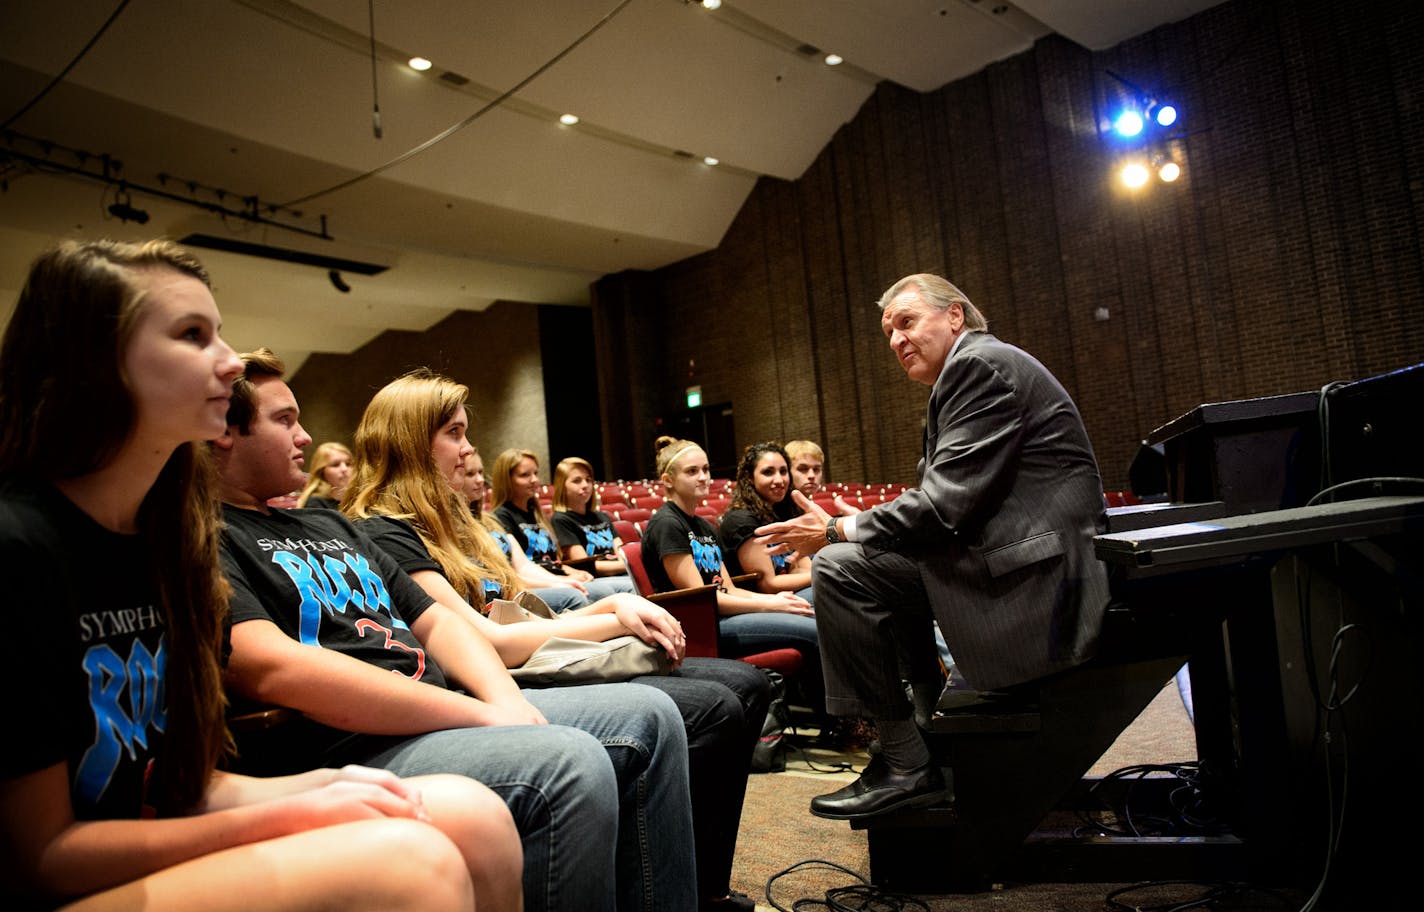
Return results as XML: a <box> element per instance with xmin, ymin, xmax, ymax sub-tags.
<box><xmin>825</xmin><ymin>516</ymin><xmax>842</xmax><ymax>544</ymax></box>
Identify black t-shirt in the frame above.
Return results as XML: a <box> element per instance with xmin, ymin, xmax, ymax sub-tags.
<box><xmin>641</xmin><ymin>502</ymin><xmax>723</xmax><ymax>592</ymax></box>
<box><xmin>357</xmin><ymin>513</ymin><xmax>505</xmax><ymax>606</ymax></box>
<box><xmin>718</xmin><ymin>507</ymin><xmax>794</xmax><ymax>578</ymax></box>
<box><xmin>220</xmin><ymin>505</ymin><xmax>449</xmax><ymax>767</ymax></box>
<box><xmin>1</xmin><ymin>477</ymin><xmax>169</xmax><ymax>821</ymax></box>
<box><xmin>552</xmin><ymin>508</ymin><xmax>617</xmax><ymax>559</ymax></box>
<box><xmin>493</xmin><ymin>501</ymin><xmax>561</xmax><ymax>572</ymax></box>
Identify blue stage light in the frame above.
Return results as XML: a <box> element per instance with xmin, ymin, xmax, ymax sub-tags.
<box><xmin>1153</xmin><ymin>103</ymin><xmax>1178</xmax><ymax>127</ymax></box>
<box><xmin>1114</xmin><ymin>111</ymin><xmax>1144</xmax><ymax>138</ymax></box>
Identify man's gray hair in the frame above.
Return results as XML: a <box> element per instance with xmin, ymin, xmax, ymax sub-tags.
<box><xmin>877</xmin><ymin>273</ymin><xmax>988</xmax><ymax>332</ymax></box>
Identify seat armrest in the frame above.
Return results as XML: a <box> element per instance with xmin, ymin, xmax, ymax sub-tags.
<box><xmin>646</xmin><ymin>586</ymin><xmax>722</xmax><ymax>658</ymax></box>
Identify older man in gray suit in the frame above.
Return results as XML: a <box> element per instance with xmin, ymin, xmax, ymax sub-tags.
<box><xmin>758</xmin><ymin>273</ymin><xmax>1108</xmax><ymax>820</ymax></box>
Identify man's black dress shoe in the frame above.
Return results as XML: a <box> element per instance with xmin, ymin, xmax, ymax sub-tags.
<box><xmin>809</xmin><ymin>755</ymin><xmax>945</xmax><ymax>820</ymax></box>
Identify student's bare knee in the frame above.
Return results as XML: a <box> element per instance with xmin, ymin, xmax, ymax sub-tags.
<box><xmin>354</xmin><ymin>819</ymin><xmax>474</xmax><ymax>912</ymax></box>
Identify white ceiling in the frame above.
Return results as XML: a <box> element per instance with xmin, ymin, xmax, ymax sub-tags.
<box><xmin>1</xmin><ymin>0</ymin><xmax>1221</xmax><ymax>370</ymax></box>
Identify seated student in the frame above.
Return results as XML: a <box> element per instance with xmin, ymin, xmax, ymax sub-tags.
<box><xmin>0</xmin><ymin>240</ymin><xmax>517</xmax><ymax>912</ymax></box>
<box><xmin>294</xmin><ymin>441</ymin><xmax>352</xmax><ymax>509</ymax></box>
<box><xmin>463</xmin><ymin>448</ymin><xmax>599</xmax><ymax>613</ymax></box>
<box><xmin>550</xmin><ymin>456</ymin><xmax>631</xmax><ymax>580</ymax></box>
<box><xmin>785</xmin><ymin>439</ymin><xmax>859</xmax><ymax>515</ymax></box>
<box><xmin>214</xmin><ymin>350</ymin><xmax>696</xmax><ymax>912</ymax></box>
<box><xmin>641</xmin><ymin>437</ymin><xmax>822</xmax><ymax>692</ymax></box>
<box><xmin>345</xmin><ymin>370</ymin><xmax>767</xmax><ymax>912</ymax></box>
<box><xmin>719</xmin><ymin>442</ymin><xmax>815</xmax><ymax>602</ymax></box>
<box><xmin>784</xmin><ymin>439</ymin><xmax>824</xmax><ymax>500</ymax></box>
<box><xmin>491</xmin><ymin>449</ymin><xmax>635</xmax><ymax>600</ymax></box>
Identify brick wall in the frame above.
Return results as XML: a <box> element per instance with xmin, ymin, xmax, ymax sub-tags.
<box><xmin>594</xmin><ymin>0</ymin><xmax>1424</xmax><ymax>488</ymax></box>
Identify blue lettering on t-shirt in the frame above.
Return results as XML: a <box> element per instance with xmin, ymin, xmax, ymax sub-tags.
<box><xmin>689</xmin><ymin>536</ymin><xmax>722</xmax><ymax>577</ymax></box>
<box><xmin>586</xmin><ymin>525</ymin><xmax>615</xmax><ymax>554</ymax></box>
<box><xmin>490</xmin><ymin>528</ymin><xmax>512</xmax><ymax>558</ymax></box>
<box><xmin>75</xmin><ymin>637</ymin><xmax>166</xmax><ymax>806</ymax></box>
<box><xmin>345</xmin><ymin>551</ymin><xmax>395</xmax><ymax>619</ymax></box>
<box><xmin>318</xmin><ymin>553</ymin><xmax>363</xmax><ymax>614</ymax></box>
<box><xmin>271</xmin><ymin>549</ymin><xmax>404</xmax><ymax>646</ymax></box>
<box><xmin>770</xmin><ymin>552</ymin><xmax>791</xmax><ymax>574</ymax></box>
<box><xmin>522</xmin><ymin>524</ymin><xmax>555</xmax><ymax>561</ymax></box>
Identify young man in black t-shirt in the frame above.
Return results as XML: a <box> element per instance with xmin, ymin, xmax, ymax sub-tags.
<box><xmin>212</xmin><ymin>350</ymin><xmax>696</xmax><ymax>912</ymax></box>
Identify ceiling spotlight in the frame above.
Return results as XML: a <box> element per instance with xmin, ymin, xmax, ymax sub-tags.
<box><xmin>328</xmin><ymin>270</ymin><xmax>351</xmax><ymax>293</ymax></box>
<box><xmin>1120</xmin><ymin>162</ymin><xmax>1150</xmax><ymax>189</ymax></box>
<box><xmin>1113</xmin><ymin>111</ymin><xmax>1144</xmax><ymax>138</ymax></box>
<box><xmin>1158</xmin><ymin>161</ymin><xmax>1182</xmax><ymax>182</ymax></box>
<box><xmin>408</xmin><ymin>56</ymin><xmax>433</xmax><ymax>71</ymax></box>
<box><xmin>703</xmin><ymin>156</ymin><xmax>719</xmax><ymax>166</ymax></box>
<box><xmin>825</xmin><ymin>54</ymin><xmax>843</xmax><ymax>66</ymax></box>
<box><xmin>701</xmin><ymin>0</ymin><xmax>722</xmax><ymax>9</ymax></box>
<box><xmin>559</xmin><ymin>113</ymin><xmax>580</xmax><ymax>126</ymax></box>
<box><xmin>1149</xmin><ymin>102</ymin><xmax>1178</xmax><ymax>127</ymax></box>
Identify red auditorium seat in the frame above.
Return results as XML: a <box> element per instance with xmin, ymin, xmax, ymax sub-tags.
<box><xmin>613</xmin><ymin>519</ymin><xmax>640</xmax><ymax>544</ymax></box>
<box><xmin>621</xmin><ymin>542</ymin><xmax>802</xmax><ymax>677</ymax></box>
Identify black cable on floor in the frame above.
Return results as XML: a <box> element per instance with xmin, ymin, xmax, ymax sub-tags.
<box><xmin>765</xmin><ymin>860</ymin><xmax>929</xmax><ymax>912</ymax></box>
<box><xmin>1074</xmin><ymin>761</ymin><xmax>1229</xmax><ymax>838</ymax></box>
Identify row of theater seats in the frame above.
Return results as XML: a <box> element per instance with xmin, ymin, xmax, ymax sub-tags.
<box><xmin>520</xmin><ymin>478</ymin><xmax>912</xmax><ymax>521</ymax></box>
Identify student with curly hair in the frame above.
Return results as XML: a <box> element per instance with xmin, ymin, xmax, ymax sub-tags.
<box><xmin>718</xmin><ymin>442</ymin><xmax>814</xmax><ymax>602</ymax></box>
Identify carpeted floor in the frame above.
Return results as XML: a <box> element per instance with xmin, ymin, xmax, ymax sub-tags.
<box><xmin>728</xmin><ymin>677</ymin><xmax>1256</xmax><ymax>912</ymax></box>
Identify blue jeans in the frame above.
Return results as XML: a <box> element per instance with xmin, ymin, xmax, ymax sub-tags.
<box><xmin>632</xmin><ymin>658</ymin><xmax>769</xmax><ymax>902</ymax></box>
<box><xmin>718</xmin><ymin>611</ymin><xmax>824</xmax><ymax>715</ymax></box>
<box><xmin>350</xmin><ymin>683</ymin><xmax>694</xmax><ymax>912</ymax></box>
<box><xmin>535</xmin><ymin>575</ymin><xmax>635</xmax><ymax>613</ymax></box>
<box><xmin>585</xmin><ymin>574</ymin><xmax>636</xmax><ymax>599</ymax></box>
<box><xmin>530</xmin><ymin>585</ymin><xmax>589</xmax><ymax>612</ymax></box>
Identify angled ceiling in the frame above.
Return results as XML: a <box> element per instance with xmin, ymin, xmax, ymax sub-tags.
<box><xmin>0</xmin><ymin>0</ymin><xmax>1222</xmax><ymax>370</ymax></box>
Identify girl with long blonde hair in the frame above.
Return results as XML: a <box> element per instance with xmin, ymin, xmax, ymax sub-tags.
<box><xmin>491</xmin><ymin>449</ymin><xmax>636</xmax><ymax>602</ymax></box>
<box><xmin>345</xmin><ymin>370</ymin><xmax>773</xmax><ymax>912</ymax></box>
<box><xmin>550</xmin><ymin>456</ymin><xmax>632</xmax><ymax>581</ymax></box>
<box><xmin>294</xmin><ymin>441</ymin><xmax>352</xmax><ymax>508</ymax></box>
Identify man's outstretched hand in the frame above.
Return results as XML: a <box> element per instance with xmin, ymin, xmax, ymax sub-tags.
<box><xmin>754</xmin><ymin>490</ymin><xmax>835</xmax><ymax>559</ymax></box>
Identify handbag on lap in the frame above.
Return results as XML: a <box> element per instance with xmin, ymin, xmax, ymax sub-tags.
<box><xmin>486</xmin><ymin>595</ymin><xmax>672</xmax><ymax>685</ymax></box>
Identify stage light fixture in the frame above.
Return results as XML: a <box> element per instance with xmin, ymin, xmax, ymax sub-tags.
<box><xmin>1150</xmin><ymin>102</ymin><xmax>1178</xmax><ymax>127</ymax></box>
<box><xmin>1121</xmin><ymin>162</ymin><xmax>1150</xmax><ymax>188</ymax></box>
<box><xmin>408</xmin><ymin>57</ymin><xmax>432</xmax><ymax>71</ymax></box>
<box><xmin>1114</xmin><ymin>111</ymin><xmax>1144</xmax><ymax>138</ymax></box>
<box><xmin>1159</xmin><ymin>161</ymin><xmax>1182</xmax><ymax>182</ymax></box>
<box><xmin>107</xmin><ymin>187</ymin><xmax>150</xmax><ymax>224</ymax></box>
<box><xmin>559</xmin><ymin>113</ymin><xmax>580</xmax><ymax>125</ymax></box>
